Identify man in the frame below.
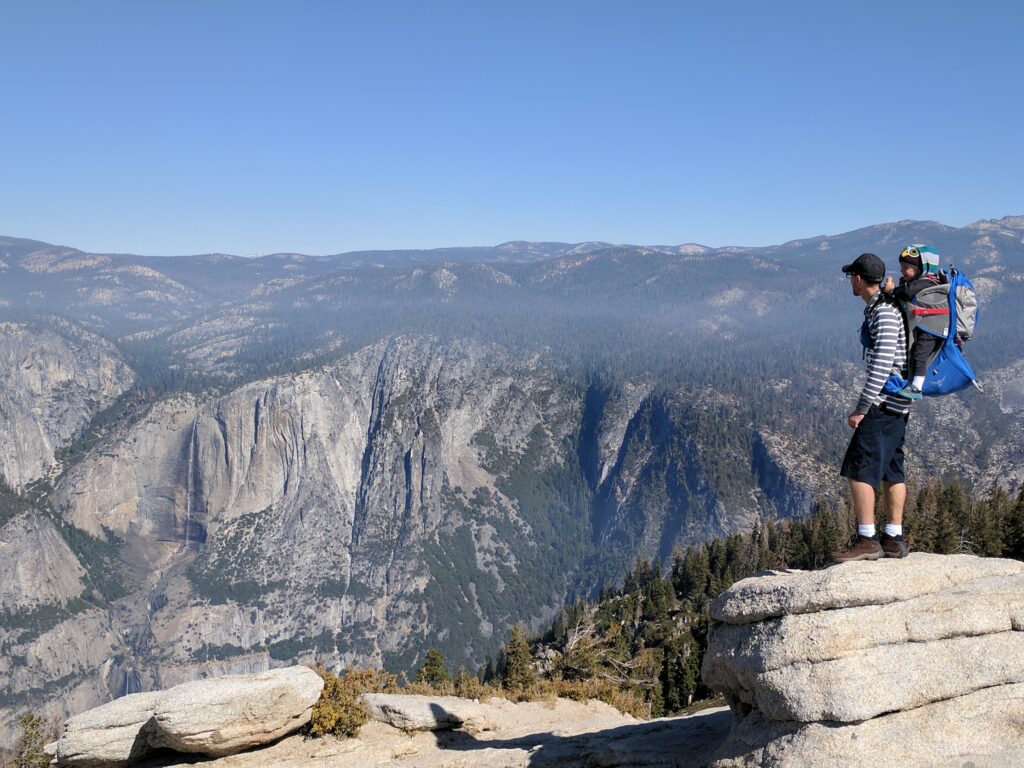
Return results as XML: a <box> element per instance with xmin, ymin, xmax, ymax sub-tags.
<box><xmin>832</xmin><ymin>252</ymin><xmax>911</xmax><ymax>562</ymax></box>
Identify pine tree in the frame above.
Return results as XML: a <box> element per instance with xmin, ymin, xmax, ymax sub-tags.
<box><xmin>911</xmin><ymin>481</ymin><xmax>941</xmax><ymax>551</ymax></box>
<box><xmin>415</xmin><ymin>647</ymin><xmax>450</xmax><ymax>687</ymax></box>
<box><xmin>932</xmin><ymin>503</ymin><xmax>959</xmax><ymax>554</ymax></box>
<box><xmin>499</xmin><ymin>624</ymin><xmax>535</xmax><ymax>691</ymax></box>
<box><xmin>672</xmin><ymin>546</ymin><xmax>710</xmax><ymax>607</ymax></box>
<box><xmin>481</xmin><ymin>655</ymin><xmax>497</xmax><ymax>684</ymax></box>
<box><xmin>973</xmin><ymin>485</ymin><xmax>1008</xmax><ymax>556</ymax></box>
<box><xmin>660</xmin><ymin>637</ymin><xmax>686</xmax><ymax>713</ymax></box>
<box><xmin>640</xmin><ymin>569</ymin><xmax>673</xmax><ymax>646</ymax></box>
<box><xmin>755</xmin><ymin>518</ymin><xmax>781</xmax><ymax>570</ymax></box>
<box><xmin>1004</xmin><ymin>485</ymin><xmax>1024</xmax><ymax>561</ymax></box>
<box><xmin>927</xmin><ymin>484</ymin><xmax>966</xmax><ymax>554</ymax></box>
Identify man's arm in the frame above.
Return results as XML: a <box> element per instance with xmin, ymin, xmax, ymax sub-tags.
<box><xmin>854</xmin><ymin>305</ymin><xmax>900</xmax><ymax>414</ymax></box>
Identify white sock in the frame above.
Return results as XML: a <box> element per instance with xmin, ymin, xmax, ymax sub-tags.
<box><xmin>912</xmin><ymin>376</ymin><xmax>925</xmax><ymax>389</ymax></box>
<box><xmin>885</xmin><ymin>524</ymin><xmax>903</xmax><ymax>538</ymax></box>
<box><xmin>858</xmin><ymin>524</ymin><xmax>876</xmax><ymax>538</ymax></box>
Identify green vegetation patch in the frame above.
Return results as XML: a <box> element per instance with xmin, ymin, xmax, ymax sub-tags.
<box><xmin>187</xmin><ymin>508</ymin><xmax>286</xmax><ymax>606</ymax></box>
<box><xmin>53</xmin><ymin>519</ymin><xmax>131</xmax><ymax>602</ymax></box>
<box><xmin>53</xmin><ymin>389</ymin><xmax>152</xmax><ymax>480</ymax></box>
<box><xmin>308</xmin><ymin>667</ymin><xmax>398</xmax><ymax>738</ymax></box>
<box><xmin>0</xmin><ymin>478</ymin><xmax>33</xmax><ymax>528</ymax></box>
<box><xmin>1</xmin><ymin>598</ymin><xmax>92</xmax><ymax>646</ymax></box>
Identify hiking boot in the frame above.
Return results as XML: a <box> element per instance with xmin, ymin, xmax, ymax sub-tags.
<box><xmin>897</xmin><ymin>384</ymin><xmax>923</xmax><ymax>400</ymax></box>
<box><xmin>831</xmin><ymin>536</ymin><xmax>883</xmax><ymax>563</ymax></box>
<box><xmin>880</xmin><ymin>532</ymin><xmax>909</xmax><ymax>558</ymax></box>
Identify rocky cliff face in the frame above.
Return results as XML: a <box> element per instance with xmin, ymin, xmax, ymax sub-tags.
<box><xmin>0</xmin><ymin>320</ymin><xmax>134</xmax><ymax>491</ymax></box>
<box><xmin>583</xmin><ymin>384</ymin><xmax>772</xmax><ymax>585</ymax></box>
<box><xmin>4</xmin><ymin>218</ymin><xmax>1024</xmax><ymax>753</ymax></box>
<box><xmin>702</xmin><ymin>553</ymin><xmax>1024</xmax><ymax>767</ymax></box>
<box><xmin>4</xmin><ymin>325</ymin><xmax>1024</xmax><ymax>751</ymax></box>
<box><xmin>52</xmin><ymin>339</ymin><xmax>581</xmax><ymax>667</ymax></box>
<box><xmin>4</xmin><ymin>334</ymin><xmax>834</xmax><ymax>748</ymax></box>
<box><xmin>0</xmin><ymin>512</ymin><xmax>87</xmax><ymax>613</ymax></box>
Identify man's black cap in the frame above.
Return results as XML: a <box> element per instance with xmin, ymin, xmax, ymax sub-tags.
<box><xmin>841</xmin><ymin>252</ymin><xmax>885</xmax><ymax>282</ymax></box>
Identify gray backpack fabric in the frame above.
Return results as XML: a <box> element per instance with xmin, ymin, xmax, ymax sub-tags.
<box><xmin>908</xmin><ymin>271</ymin><xmax>978</xmax><ymax>341</ymax></box>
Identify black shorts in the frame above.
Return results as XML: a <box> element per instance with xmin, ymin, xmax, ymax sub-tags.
<box><xmin>840</xmin><ymin>403</ymin><xmax>908</xmax><ymax>489</ymax></box>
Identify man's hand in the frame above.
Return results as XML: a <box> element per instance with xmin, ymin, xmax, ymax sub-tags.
<box><xmin>848</xmin><ymin>412</ymin><xmax>864</xmax><ymax>429</ymax></box>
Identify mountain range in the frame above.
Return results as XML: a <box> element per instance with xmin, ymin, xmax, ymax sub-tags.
<box><xmin>1</xmin><ymin>216</ymin><xmax>1023</xmax><ymax>747</ymax></box>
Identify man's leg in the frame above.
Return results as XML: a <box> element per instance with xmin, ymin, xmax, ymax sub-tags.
<box><xmin>832</xmin><ymin>479</ymin><xmax>884</xmax><ymax>562</ymax></box>
<box><xmin>835</xmin><ymin>409</ymin><xmax>885</xmax><ymax>562</ymax></box>
<box><xmin>880</xmin><ymin>481</ymin><xmax>909</xmax><ymax>557</ymax></box>
<box><xmin>879</xmin><ymin>411</ymin><xmax>910</xmax><ymax>558</ymax></box>
<box><xmin>849</xmin><ymin>479</ymin><xmax>876</xmax><ymax>526</ymax></box>
<box><xmin>883</xmin><ymin>482</ymin><xmax>906</xmax><ymax>525</ymax></box>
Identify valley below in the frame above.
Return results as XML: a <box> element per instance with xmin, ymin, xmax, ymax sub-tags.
<box><xmin>2</xmin><ymin>217</ymin><xmax>1024</xmax><ymax>748</ymax></box>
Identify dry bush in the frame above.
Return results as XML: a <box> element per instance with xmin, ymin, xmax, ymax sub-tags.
<box><xmin>500</xmin><ymin>678</ymin><xmax>650</xmax><ymax>718</ymax></box>
<box><xmin>400</xmin><ymin>679</ymin><xmax>453</xmax><ymax>696</ymax></box>
<box><xmin>452</xmin><ymin>668</ymin><xmax>503</xmax><ymax>701</ymax></box>
<box><xmin>549</xmin><ymin>678</ymin><xmax>650</xmax><ymax>718</ymax></box>
<box><xmin>307</xmin><ymin>662</ymin><xmax>649</xmax><ymax>739</ymax></box>
<box><xmin>399</xmin><ymin>664</ymin><xmax>510</xmax><ymax>702</ymax></box>
<box><xmin>308</xmin><ymin>667</ymin><xmax>399</xmax><ymax>738</ymax></box>
<box><xmin>403</xmin><ymin>673</ymin><xmax>648</xmax><ymax>718</ymax></box>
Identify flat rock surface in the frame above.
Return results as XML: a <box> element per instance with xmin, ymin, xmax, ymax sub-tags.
<box><xmin>54</xmin><ymin>691</ymin><xmax>162</xmax><ymax>767</ymax></box>
<box><xmin>361</xmin><ymin>693</ymin><xmax>495</xmax><ymax>732</ymax></box>
<box><xmin>704</xmin><ymin>564</ymin><xmax>1024</xmax><ymax>722</ymax></box>
<box><xmin>150</xmin><ymin>666</ymin><xmax>323</xmax><ymax>756</ymax></box>
<box><xmin>706</xmin><ymin>573</ymin><xmax>1024</xmax><ymax>673</ymax></box>
<box><xmin>137</xmin><ymin>697</ymin><xmax>733</xmax><ymax>768</ymax></box>
<box><xmin>709</xmin><ymin>553</ymin><xmax>1024</xmax><ymax>624</ymax></box>
<box><xmin>710</xmin><ymin>682</ymin><xmax>1024</xmax><ymax>768</ymax></box>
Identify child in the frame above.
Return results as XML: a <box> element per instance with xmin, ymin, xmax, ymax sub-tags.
<box><xmin>882</xmin><ymin>244</ymin><xmax>943</xmax><ymax>399</ymax></box>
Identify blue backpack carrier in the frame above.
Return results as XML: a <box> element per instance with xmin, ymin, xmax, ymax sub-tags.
<box><xmin>882</xmin><ymin>267</ymin><xmax>982</xmax><ymax>397</ymax></box>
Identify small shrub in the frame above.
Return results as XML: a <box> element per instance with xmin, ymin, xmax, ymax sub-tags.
<box><xmin>12</xmin><ymin>713</ymin><xmax>52</xmax><ymax>768</ymax></box>
<box><xmin>483</xmin><ymin>678</ymin><xmax>649</xmax><ymax>718</ymax></box>
<box><xmin>547</xmin><ymin>678</ymin><xmax>650</xmax><ymax>719</ymax></box>
<box><xmin>452</xmin><ymin>667</ymin><xmax>497</xmax><ymax>700</ymax></box>
<box><xmin>307</xmin><ymin>667</ymin><xmax>399</xmax><ymax>738</ymax></box>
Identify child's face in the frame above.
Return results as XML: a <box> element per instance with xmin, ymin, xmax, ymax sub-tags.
<box><xmin>900</xmin><ymin>263</ymin><xmax>920</xmax><ymax>281</ymax></box>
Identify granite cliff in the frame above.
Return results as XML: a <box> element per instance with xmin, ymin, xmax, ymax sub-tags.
<box><xmin>0</xmin><ymin>320</ymin><xmax>133</xmax><ymax>492</ymax></box>
<box><xmin>2</xmin><ymin>333</ymin><xmax>812</xmax><ymax>746</ymax></box>
<box><xmin>4</xmin><ymin>218</ymin><xmax>1024</xmax><ymax>750</ymax></box>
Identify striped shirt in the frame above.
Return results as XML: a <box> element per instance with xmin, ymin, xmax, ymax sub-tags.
<box><xmin>856</xmin><ymin>292</ymin><xmax>911</xmax><ymax>415</ymax></box>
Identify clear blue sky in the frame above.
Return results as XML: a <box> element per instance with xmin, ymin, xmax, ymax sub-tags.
<box><xmin>1</xmin><ymin>1</ymin><xmax>1021</xmax><ymax>256</ymax></box>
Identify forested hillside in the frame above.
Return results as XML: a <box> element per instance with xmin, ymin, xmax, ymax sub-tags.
<box><xmin>525</xmin><ymin>481</ymin><xmax>1024</xmax><ymax>717</ymax></box>
<box><xmin>2</xmin><ymin>218</ymin><xmax>1023</xmax><ymax>748</ymax></box>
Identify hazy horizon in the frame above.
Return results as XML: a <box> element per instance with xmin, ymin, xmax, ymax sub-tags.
<box><xmin>6</xmin><ymin>211</ymin><xmax>1024</xmax><ymax>261</ymax></box>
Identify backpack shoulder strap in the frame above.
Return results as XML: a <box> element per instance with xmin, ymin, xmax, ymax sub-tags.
<box><xmin>874</xmin><ymin>291</ymin><xmax>911</xmax><ymax>373</ymax></box>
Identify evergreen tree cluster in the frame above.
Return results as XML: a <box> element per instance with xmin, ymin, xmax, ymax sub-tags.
<box><xmin>531</xmin><ymin>481</ymin><xmax>1024</xmax><ymax>716</ymax></box>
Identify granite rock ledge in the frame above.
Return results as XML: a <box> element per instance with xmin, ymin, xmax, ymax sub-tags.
<box><xmin>703</xmin><ymin>552</ymin><xmax>1024</xmax><ymax>768</ymax></box>
<box><xmin>48</xmin><ymin>666</ymin><xmax>323</xmax><ymax>767</ymax></box>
